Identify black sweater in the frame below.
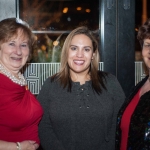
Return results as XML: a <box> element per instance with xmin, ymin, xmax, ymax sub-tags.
<box><xmin>37</xmin><ymin>72</ymin><xmax>125</xmax><ymax>150</ymax></box>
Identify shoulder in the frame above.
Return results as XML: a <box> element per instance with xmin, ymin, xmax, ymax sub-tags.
<box><xmin>40</xmin><ymin>74</ymin><xmax>60</xmax><ymax>91</ymax></box>
<box><xmin>98</xmin><ymin>70</ymin><xmax>117</xmax><ymax>82</ymax></box>
<box><xmin>100</xmin><ymin>71</ymin><xmax>124</xmax><ymax>93</ymax></box>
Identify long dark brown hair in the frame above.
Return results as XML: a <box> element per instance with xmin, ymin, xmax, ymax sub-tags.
<box><xmin>52</xmin><ymin>26</ymin><xmax>107</xmax><ymax>94</ymax></box>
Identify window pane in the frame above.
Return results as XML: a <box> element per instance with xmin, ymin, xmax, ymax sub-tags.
<box><xmin>19</xmin><ymin>0</ymin><xmax>99</xmax><ymax>31</ymax></box>
<box><xmin>19</xmin><ymin>0</ymin><xmax>99</xmax><ymax>62</ymax></box>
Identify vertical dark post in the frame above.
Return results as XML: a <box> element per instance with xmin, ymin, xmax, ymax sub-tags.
<box><xmin>100</xmin><ymin>0</ymin><xmax>135</xmax><ymax>96</ymax></box>
<box><xmin>117</xmin><ymin>0</ymin><xmax>135</xmax><ymax>96</ymax></box>
<box><xmin>100</xmin><ymin>0</ymin><xmax>117</xmax><ymax>76</ymax></box>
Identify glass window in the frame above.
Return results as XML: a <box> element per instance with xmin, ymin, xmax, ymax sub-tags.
<box><xmin>18</xmin><ymin>0</ymin><xmax>99</xmax><ymax>62</ymax></box>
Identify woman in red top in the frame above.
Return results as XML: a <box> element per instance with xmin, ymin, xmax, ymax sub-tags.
<box><xmin>115</xmin><ymin>18</ymin><xmax>150</xmax><ymax>149</ymax></box>
<box><xmin>0</xmin><ymin>18</ymin><xmax>43</xmax><ymax>150</ymax></box>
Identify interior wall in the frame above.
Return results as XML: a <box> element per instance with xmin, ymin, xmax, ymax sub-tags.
<box><xmin>0</xmin><ymin>0</ymin><xmax>16</xmax><ymax>21</ymax></box>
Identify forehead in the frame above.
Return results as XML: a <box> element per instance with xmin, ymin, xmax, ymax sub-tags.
<box><xmin>71</xmin><ymin>34</ymin><xmax>92</xmax><ymax>43</ymax></box>
<box><xmin>9</xmin><ymin>29</ymin><xmax>29</xmax><ymax>41</ymax></box>
<box><xmin>144</xmin><ymin>39</ymin><xmax>150</xmax><ymax>43</ymax></box>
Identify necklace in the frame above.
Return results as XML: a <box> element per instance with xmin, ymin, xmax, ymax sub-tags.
<box><xmin>0</xmin><ymin>63</ymin><xmax>26</xmax><ymax>86</ymax></box>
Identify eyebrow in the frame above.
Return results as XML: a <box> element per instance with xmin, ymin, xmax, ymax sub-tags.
<box><xmin>9</xmin><ymin>40</ymin><xmax>28</xmax><ymax>43</ymax></box>
<box><xmin>70</xmin><ymin>45</ymin><xmax>92</xmax><ymax>49</ymax></box>
<box><xmin>144</xmin><ymin>41</ymin><xmax>150</xmax><ymax>44</ymax></box>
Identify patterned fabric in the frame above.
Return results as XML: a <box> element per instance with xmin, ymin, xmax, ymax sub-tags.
<box><xmin>116</xmin><ymin>76</ymin><xmax>150</xmax><ymax>150</ymax></box>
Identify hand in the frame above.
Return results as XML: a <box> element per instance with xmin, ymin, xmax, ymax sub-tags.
<box><xmin>19</xmin><ymin>140</ymin><xmax>39</xmax><ymax>150</ymax></box>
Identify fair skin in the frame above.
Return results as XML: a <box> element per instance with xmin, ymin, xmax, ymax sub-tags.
<box><xmin>140</xmin><ymin>39</ymin><xmax>150</xmax><ymax>97</ymax></box>
<box><xmin>67</xmin><ymin>34</ymin><xmax>95</xmax><ymax>84</ymax></box>
<box><xmin>0</xmin><ymin>141</ymin><xmax>38</xmax><ymax>150</ymax></box>
<box><xmin>0</xmin><ymin>29</ymin><xmax>38</xmax><ymax>150</ymax></box>
<box><xmin>0</xmin><ymin>29</ymin><xmax>29</xmax><ymax>78</ymax></box>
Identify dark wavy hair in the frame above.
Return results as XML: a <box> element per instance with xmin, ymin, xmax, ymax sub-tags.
<box><xmin>137</xmin><ymin>18</ymin><xmax>150</xmax><ymax>47</ymax></box>
<box><xmin>137</xmin><ymin>18</ymin><xmax>150</xmax><ymax>75</ymax></box>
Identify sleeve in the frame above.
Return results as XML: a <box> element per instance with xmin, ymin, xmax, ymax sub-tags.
<box><xmin>107</xmin><ymin>74</ymin><xmax>126</xmax><ymax>111</ymax></box>
<box><xmin>105</xmin><ymin>74</ymin><xmax>126</xmax><ymax>149</ymax></box>
<box><xmin>37</xmin><ymin>78</ymin><xmax>65</xmax><ymax>150</ymax></box>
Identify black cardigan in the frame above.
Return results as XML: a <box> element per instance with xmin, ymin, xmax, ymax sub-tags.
<box><xmin>37</xmin><ymin>72</ymin><xmax>125</xmax><ymax>150</ymax></box>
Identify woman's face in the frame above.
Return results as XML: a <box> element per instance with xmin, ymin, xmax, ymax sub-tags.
<box><xmin>142</xmin><ymin>39</ymin><xmax>150</xmax><ymax>69</ymax></box>
<box><xmin>0</xmin><ymin>29</ymin><xmax>29</xmax><ymax>74</ymax></box>
<box><xmin>67</xmin><ymin>34</ymin><xmax>95</xmax><ymax>76</ymax></box>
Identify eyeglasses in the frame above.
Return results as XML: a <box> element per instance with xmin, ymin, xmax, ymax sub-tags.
<box><xmin>143</xmin><ymin>43</ymin><xmax>150</xmax><ymax>50</ymax></box>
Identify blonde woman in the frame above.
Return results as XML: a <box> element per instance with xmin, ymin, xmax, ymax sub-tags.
<box><xmin>0</xmin><ymin>18</ymin><xmax>43</xmax><ymax>150</ymax></box>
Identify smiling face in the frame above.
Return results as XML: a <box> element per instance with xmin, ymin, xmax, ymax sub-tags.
<box><xmin>142</xmin><ymin>39</ymin><xmax>150</xmax><ymax>69</ymax></box>
<box><xmin>0</xmin><ymin>29</ymin><xmax>29</xmax><ymax>75</ymax></box>
<box><xmin>67</xmin><ymin>34</ymin><xmax>95</xmax><ymax>77</ymax></box>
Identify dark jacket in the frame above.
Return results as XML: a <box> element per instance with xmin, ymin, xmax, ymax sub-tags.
<box><xmin>38</xmin><ymin>72</ymin><xmax>125</xmax><ymax>150</ymax></box>
<box><xmin>115</xmin><ymin>75</ymin><xmax>150</xmax><ymax>150</ymax></box>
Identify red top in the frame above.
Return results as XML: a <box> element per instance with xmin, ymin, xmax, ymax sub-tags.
<box><xmin>120</xmin><ymin>89</ymin><xmax>140</xmax><ymax>150</ymax></box>
<box><xmin>0</xmin><ymin>73</ymin><xmax>43</xmax><ymax>144</ymax></box>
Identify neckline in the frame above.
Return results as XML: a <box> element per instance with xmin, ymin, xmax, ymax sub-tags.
<box><xmin>72</xmin><ymin>80</ymin><xmax>91</xmax><ymax>86</ymax></box>
<box><xmin>0</xmin><ymin>63</ymin><xmax>26</xmax><ymax>86</ymax></box>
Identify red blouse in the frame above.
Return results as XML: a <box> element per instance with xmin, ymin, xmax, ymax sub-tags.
<box><xmin>0</xmin><ymin>74</ymin><xmax>43</xmax><ymax>144</ymax></box>
<box><xmin>120</xmin><ymin>89</ymin><xmax>140</xmax><ymax>150</ymax></box>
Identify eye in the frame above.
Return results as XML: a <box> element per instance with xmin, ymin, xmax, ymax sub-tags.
<box><xmin>21</xmin><ymin>43</ymin><xmax>29</xmax><ymax>48</ymax></box>
<box><xmin>84</xmin><ymin>48</ymin><xmax>90</xmax><ymax>52</ymax></box>
<box><xmin>84</xmin><ymin>46</ymin><xmax>92</xmax><ymax>52</ymax></box>
<box><xmin>21</xmin><ymin>44</ymin><xmax>27</xmax><ymax>47</ymax></box>
<box><xmin>9</xmin><ymin>42</ymin><xmax>15</xmax><ymax>46</ymax></box>
<box><xmin>144</xmin><ymin>44</ymin><xmax>150</xmax><ymax>48</ymax></box>
<box><xmin>70</xmin><ymin>46</ymin><xmax>77</xmax><ymax>51</ymax></box>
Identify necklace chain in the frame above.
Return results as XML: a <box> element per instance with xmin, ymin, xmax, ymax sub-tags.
<box><xmin>0</xmin><ymin>64</ymin><xmax>26</xmax><ymax>86</ymax></box>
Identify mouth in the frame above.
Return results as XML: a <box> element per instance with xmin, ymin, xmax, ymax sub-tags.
<box><xmin>73</xmin><ymin>60</ymin><xmax>84</xmax><ymax>65</ymax></box>
<box><xmin>11</xmin><ymin>57</ymin><xmax>22</xmax><ymax>61</ymax></box>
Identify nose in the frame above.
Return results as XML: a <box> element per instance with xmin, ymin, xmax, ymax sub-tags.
<box><xmin>76</xmin><ymin>49</ymin><xmax>83</xmax><ymax>57</ymax></box>
<box><xmin>15</xmin><ymin>46</ymin><xmax>22</xmax><ymax>55</ymax></box>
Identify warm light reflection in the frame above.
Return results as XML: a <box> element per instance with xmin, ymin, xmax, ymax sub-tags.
<box><xmin>135</xmin><ymin>28</ymin><xmax>138</xmax><ymax>31</ymax></box>
<box><xmin>34</xmin><ymin>35</ymin><xmax>38</xmax><ymax>41</ymax></box>
<box><xmin>77</xmin><ymin>7</ymin><xmax>82</xmax><ymax>11</ymax></box>
<box><xmin>63</xmin><ymin>7</ymin><xmax>68</xmax><ymax>13</ymax></box>
<box><xmin>41</xmin><ymin>45</ymin><xmax>46</xmax><ymax>51</ymax></box>
<box><xmin>85</xmin><ymin>9</ymin><xmax>91</xmax><ymax>13</ymax></box>
<box><xmin>53</xmin><ymin>40</ymin><xmax>59</xmax><ymax>46</ymax></box>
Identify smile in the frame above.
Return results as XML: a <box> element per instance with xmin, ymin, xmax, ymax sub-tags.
<box><xmin>73</xmin><ymin>60</ymin><xmax>84</xmax><ymax>65</ymax></box>
<box><xmin>11</xmin><ymin>57</ymin><xmax>22</xmax><ymax>60</ymax></box>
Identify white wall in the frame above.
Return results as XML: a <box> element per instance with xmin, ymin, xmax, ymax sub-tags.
<box><xmin>0</xmin><ymin>0</ymin><xmax>16</xmax><ymax>21</ymax></box>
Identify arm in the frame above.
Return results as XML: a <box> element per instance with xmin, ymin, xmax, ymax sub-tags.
<box><xmin>105</xmin><ymin>74</ymin><xmax>126</xmax><ymax>149</ymax></box>
<box><xmin>37</xmin><ymin>78</ymin><xmax>65</xmax><ymax>150</ymax></box>
<box><xmin>0</xmin><ymin>140</ymin><xmax>38</xmax><ymax>150</ymax></box>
